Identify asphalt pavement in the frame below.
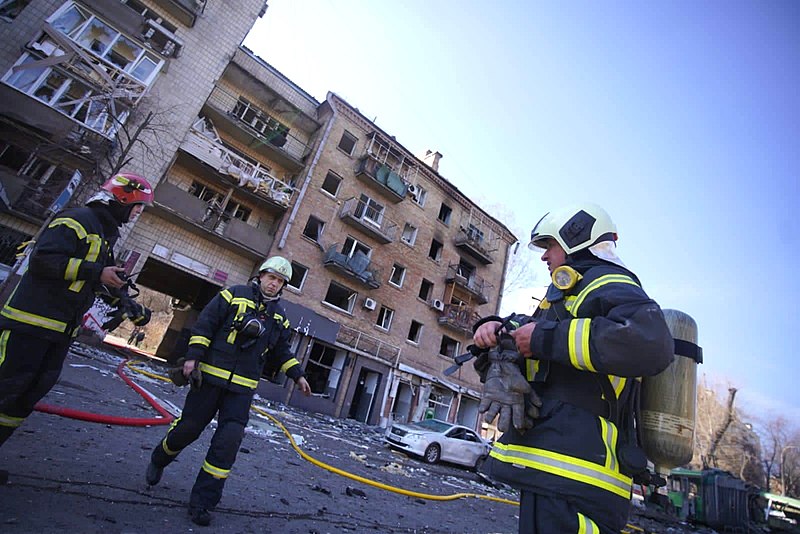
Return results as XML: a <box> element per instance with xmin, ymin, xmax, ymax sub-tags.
<box><xmin>0</xmin><ymin>342</ymin><xmax>521</xmax><ymax>534</ymax></box>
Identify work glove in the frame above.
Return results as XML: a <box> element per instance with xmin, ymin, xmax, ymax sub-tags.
<box><xmin>168</xmin><ymin>358</ymin><xmax>202</xmax><ymax>389</ymax></box>
<box><xmin>478</xmin><ymin>338</ymin><xmax>542</xmax><ymax>434</ymax></box>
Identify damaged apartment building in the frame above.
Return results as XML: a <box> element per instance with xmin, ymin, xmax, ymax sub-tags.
<box><xmin>0</xmin><ymin>0</ymin><xmax>517</xmax><ymax>433</ymax></box>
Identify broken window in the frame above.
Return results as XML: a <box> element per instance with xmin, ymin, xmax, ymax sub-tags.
<box><xmin>418</xmin><ymin>278</ymin><xmax>433</xmax><ymax>301</ymax></box>
<box><xmin>287</xmin><ymin>262</ymin><xmax>308</xmax><ymax>291</ymax></box>
<box><xmin>439</xmin><ymin>335</ymin><xmax>460</xmax><ymax>358</ymax></box>
<box><xmin>304</xmin><ymin>341</ymin><xmax>346</xmax><ymax>398</ymax></box>
<box><xmin>0</xmin><ymin>0</ymin><xmax>30</xmax><ymax>21</ymax></box>
<box><xmin>401</xmin><ymin>223</ymin><xmax>417</xmax><ymax>246</ymax></box>
<box><xmin>337</xmin><ymin>130</ymin><xmax>357</xmax><ymax>156</ymax></box>
<box><xmin>438</xmin><ymin>203</ymin><xmax>452</xmax><ymax>225</ymax></box>
<box><xmin>389</xmin><ymin>263</ymin><xmax>405</xmax><ymax>287</ymax></box>
<box><xmin>321</xmin><ymin>170</ymin><xmax>341</xmax><ymax>196</ymax></box>
<box><xmin>355</xmin><ymin>194</ymin><xmax>384</xmax><ymax>226</ymax></box>
<box><xmin>407</xmin><ymin>320</ymin><xmax>423</xmax><ymax>344</ymax></box>
<box><xmin>323</xmin><ymin>280</ymin><xmax>357</xmax><ymax>313</ymax></box>
<box><xmin>412</xmin><ymin>184</ymin><xmax>427</xmax><ymax>207</ymax></box>
<box><xmin>342</xmin><ymin>236</ymin><xmax>371</xmax><ymax>259</ymax></box>
<box><xmin>302</xmin><ymin>215</ymin><xmax>324</xmax><ymax>242</ymax></box>
<box><xmin>428</xmin><ymin>238</ymin><xmax>443</xmax><ymax>262</ymax></box>
<box><xmin>376</xmin><ymin>306</ymin><xmax>394</xmax><ymax>331</ymax></box>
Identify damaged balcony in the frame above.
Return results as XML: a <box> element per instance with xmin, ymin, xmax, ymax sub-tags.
<box><xmin>338</xmin><ymin>197</ymin><xmax>398</xmax><ymax>244</ymax></box>
<box><xmin>445</xmin><ymin>264</ymin><xmax>490</xmax><ymax>305</ymax></box>
<box><xmin>323</xmin><ymin>244</ymin><xmax>382</xmax><ymax>289</ymax></box>
<box><xmin>454</xmin><ymin>226</ymin><xmax>495</xmax><ymax>265</ymax></box>
<box><xmin>437</xmin><ymin>303</ymin><xmax>481</xmax><ymax>336</ymax></box>
<box><xmin>151</xmin><ymin>181</ymin><xmax>274</xmax><ymax>259</ymax></box>
<box><xmin>150</xmin><ymin>0</ymin><xmax>206</xmax><ymax>27</ymax></box>
<box><xmin>354</xmin><ymin>156</ymin><xmax>409</xmax><ymax>203</ymax></box>
<box><xmin>336</xmin><ymin>324</ymin><xmax>400</xmax><ymax>364</ymax></box>
<box><xmin>203</xmin><ymin>85</ymin><xmax>310</xmax><ymax>171</ymax></box>
<box><xmin>178</xmin><ymin>118</ymin><xmax>294</xmax><ymax>212</ymax></box>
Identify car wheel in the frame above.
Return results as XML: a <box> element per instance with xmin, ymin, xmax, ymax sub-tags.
<box><xmin>473</xmin><ymin>455</ymin><xmax>487</xmax><ymax>472</ymax></box>
<box><xmin>423</xmin><ymin>443</ymin><xmax>441</xmax><ymax>464</ymax></box>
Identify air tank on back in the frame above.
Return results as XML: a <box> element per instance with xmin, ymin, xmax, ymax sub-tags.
<box><xmin>640</xmin><ymin>309</ymin><xmax>702</xmax><ymax>476</ymax></box>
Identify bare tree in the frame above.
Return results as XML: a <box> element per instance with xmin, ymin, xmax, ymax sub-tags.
<box><xmin>759</xmin><ymin>415</ymin><xmax>791</xmax><ymax>494</ymax></box>
<box><xmin>705</xmin><ymin>387</ymin><xmax>738</xmax><ymax>468</ymax></box>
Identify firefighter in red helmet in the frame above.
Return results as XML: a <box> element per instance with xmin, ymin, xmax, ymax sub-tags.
<box><xmin>0</xmin><ymin>173</ymin><xmax>153</xmax><ymax>452</ymax></box>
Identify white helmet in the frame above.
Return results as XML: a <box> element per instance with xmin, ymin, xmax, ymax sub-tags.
<box><xmin>528</xmin><ymin>203</ymin><xmax>618</xmax><ymax>255</ymax></box>
<box><xmin>258</xmin><ymin>256</ymin><xmax>292</xmax><ymax>283</ymax></box>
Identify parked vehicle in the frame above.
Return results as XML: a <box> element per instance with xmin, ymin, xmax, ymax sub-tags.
<box><xmin>385</xmin><ymin>419</ymin><xmax>491</xmax><ymax>469</ymax></box>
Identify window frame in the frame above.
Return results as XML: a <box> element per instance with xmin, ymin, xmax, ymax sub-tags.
<box><xmin>337</xmin><ymin>130</ymin><xmax>358</xmax><ymax>156</ymax></box>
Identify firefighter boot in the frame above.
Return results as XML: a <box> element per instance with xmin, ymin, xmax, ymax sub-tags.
<box><xmin>189</xmin><ymin>506</ymin><xmax>211</xmax><ymax>526</ymax></box>
<box><xmin>145</xmin><ymin>460</ymin><xmax>163</xmax><ymax>486</ymax></box>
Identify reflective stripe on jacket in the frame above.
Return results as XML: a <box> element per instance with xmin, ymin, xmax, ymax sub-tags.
<box><xmin>185</xmin><ymin>284</ymin><xmax>303</xmax><ymax>393</ymax></box>
<box><xmin>0</xmin><ymin>206</ymin><xmax>116</xmax><ymax>341</ymax></box>
<box><xmin>483</xmin><ymin>259</ymin><xmax>673</xmax><ymax>513</ymax></box>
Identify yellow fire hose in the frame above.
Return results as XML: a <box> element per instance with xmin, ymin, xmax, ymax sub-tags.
<box><xmin>126</xmin><ymin>360</ymin><xmax>650</xmax><ymax>531</ymax></box>
<box><xmin>125</xmin><ymin>360</ymin><xmax>517</xmax><ymax>506</ymax></box>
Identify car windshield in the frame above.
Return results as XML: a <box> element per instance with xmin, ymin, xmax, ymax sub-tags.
<box><xmin>411</xmin><ymin>420</ymin><xmax>452</xmax><ymax>433</ymax></box>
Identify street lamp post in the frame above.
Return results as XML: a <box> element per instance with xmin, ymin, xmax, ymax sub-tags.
<box><xmin>780</xmin><ymin>445</ymin><xmax>798</xmax><ymax>495</ymax></box>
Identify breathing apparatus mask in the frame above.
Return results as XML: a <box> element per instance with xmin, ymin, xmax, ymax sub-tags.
<box><xmin>232</xmin><ymin>310</ymin><xmax>267</xmax><ymax>349</ymax></box>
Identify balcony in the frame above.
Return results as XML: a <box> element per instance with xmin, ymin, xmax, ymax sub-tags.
<box><xmin>152</xmin><ymin>181</ymin><xmax>273</xmax><ymax>259</ymax></box>
<box><xmin>151</xmin><ymin>0</ymin><xmax>205</xmax><ymax>27</ymax></box>
<box><xmin>445</xmin><ymin>264</ymin><xmax>490</xmax><ymax>305</ymax></box>
<box><xmin>203</xmin><ymin>85</ymin><xmax>310</xmax><ymax>171</ymax></box>
<box><xmin>336</xmin><ymin>324</ymin><xmax>400</xmax><ymax>363</ymax></box>
<box><xmin>323</xmin><ymin>245</ymin><xmax>381</xmax><ymax>289</ymax></box>
<box><xmin>454</xmin><ymin>227</ymin><xmax>495</xmax><ymax>265</ymax></box>
<box><xmin>339</xmin><ymin>198</ymin><xmax>398</xmax><ymax>244</ymax></box>
<box><xmin>179</xmin><ymin>119</ymin><xmax>294</xmax><ymax>211</ymax></box>
<box><xmin>437</xmin><ymin>304</ymin><xmax>481</xmax><ymax>336</ymax></box>
<box><xmin>354</xmin><ymin>156</ymin><xmax>408</xmax><ymax>203</ymax></box>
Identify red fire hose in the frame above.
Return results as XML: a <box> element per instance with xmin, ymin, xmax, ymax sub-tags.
<box><xmin>34</xmin><ymin>359</ymin><xmax>173</xmax><ymax>426</ymax></box>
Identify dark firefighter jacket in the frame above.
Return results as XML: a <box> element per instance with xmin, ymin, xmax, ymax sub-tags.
<box><xmin>482</xmin><ymin>257</ymin><xmax>674</xmax><ymax>518</ymax></box>
<box><xmin>185</xmin><ymin>284</ymin><xmax>303</xmax><ymax>394</ymax></box>
<box><xmin>0</xmin><ymin>206</ymin><xmax>118</xmax><ymax>341</ymax></box>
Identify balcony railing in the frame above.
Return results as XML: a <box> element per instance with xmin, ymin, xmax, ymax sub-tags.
<box><xmin>336</xmin><ymin>324</ymin><xmax>400</xmax><ymax>363</ymax></box>
<box><xmin>323</xmin><ymin>244</ymin><xmax>381</xmax><ymax>289</ymax></box>
<box><xmin>205</xmin><ymin>85</ymin><xmax>309</xmax><ymax>165</ymax></box>
<box><xmin>180</xmin><ymin>119</ymin><xmax>294</xmax><ymax>209</ymax></box>
<box><xmin>354</xmin><ymin>156</ymin><xmax>408</xmax><ymax>202</ymax></box>
<box><xmin>445</xmin><ymin>264</ymin><xmax>489</xmax><ymax>304</ymax></box>
<box><xmin>454</xmin><ymin>227</ymin><xmax>494</xmax><ymax>265</ymax></box>
<box><xmin>437</xmin><ymin>304</ymin><xmax>481</xmax><ymax>335</ymax></box>
<box><xmin>339</xmin><ymin>198</ymin><xmax>397</xmax><ymax>244</ymax></box>
<box><xmin>153</xmin><ymin>181</ymin><xmax>272</xmax><ymax>257</ymax></box>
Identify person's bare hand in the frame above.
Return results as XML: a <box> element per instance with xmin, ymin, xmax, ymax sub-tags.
<box><xmin>509</xmin><ymin>322</ymin><xmax>537</xmax><ymax>358</ymax></box>
<box><xmin>183</xmin><ymin>359</ymin><xmax>197</xmax><ymax>378</ymax></box>
<box><xmin>100</xmin><ymin>266</ymin><xmax>127</xmax><ymax>288</ymax></box>
<box><xmin>473</xmin><ymin>321</ymin><xmax>503</xmax><ymax>349</ymax></box>
<box><xmin>295</xmin><ymin>376</ymin><xmax>311</xmax><ymax>396</ymax></box>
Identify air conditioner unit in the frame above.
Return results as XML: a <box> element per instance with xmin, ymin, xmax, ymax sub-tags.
<box><xmin>431</xmin><ymin>299</ymin><xmax>445</xmax><ymax>312</ymax></box>
<box><xmin>363</xmin><ymin>297</ymin><xmax>377</xmax><ymax>311</ymax></box>
<box><xmin>407</xmin><ymin>184</ymin><xmax>419</xmax><ymax>196</ymax></box>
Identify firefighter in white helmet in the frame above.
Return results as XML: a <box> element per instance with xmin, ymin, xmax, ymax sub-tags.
<box><xmin>472</xmin><ymin>203</ymin><xmax>674</xmax><ymax>533</ymax></box>
<box><xmin>145</xmin><ymin>256</ymin><xmax>310</xmax><ymax>526</ymax></box>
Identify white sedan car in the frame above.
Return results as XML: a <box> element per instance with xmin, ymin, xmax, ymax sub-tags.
<box><xmin>385</xmin><ymin>419</ymin><xmax>491</xmax><ymax>469</ymax></box>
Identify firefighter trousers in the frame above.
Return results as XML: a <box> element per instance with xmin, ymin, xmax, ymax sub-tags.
<box><xmin>0</xmin><ymin>330</ymin><xmax>72</xmax><ymax>447</ymax></box>
<box><xmin>150</xmin><ymin>381</ymin><xmax>252</xmax><ymax>509</ymax></box>
<box><xmin>518</xmin><ymin>490</ymin><xmax>625</xmax><ymax>534</ymax></box>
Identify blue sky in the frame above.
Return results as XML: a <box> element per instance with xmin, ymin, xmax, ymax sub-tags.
<box><xmin>244</xmin><ymin>1</ymin><xmax>799</xmax><ymax>425</ymax></box>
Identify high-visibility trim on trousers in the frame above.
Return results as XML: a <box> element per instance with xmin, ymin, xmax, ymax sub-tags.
<box><xmin>490</xmin><ymin>441</ymin><xmax>632</xmax><ymax>499</ymax></box>
<box><xmin>202</xmin><ymin>460</ymin><xmax>230</xmax><ymax>479</ymax></box>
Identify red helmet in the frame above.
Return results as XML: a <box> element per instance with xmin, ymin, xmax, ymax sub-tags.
<box><xmin>101</xmin><ymin>173</ymin><xmax>154</xmax><ymax>206</ymax></box>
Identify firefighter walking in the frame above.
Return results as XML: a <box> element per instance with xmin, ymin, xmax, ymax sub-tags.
<box><xmin>0</xmin><ymin>173</ymin><xmax>153</xmax><ymax>449</ymax></box>
<box><xmin>473</xmin><ymin>203</ymin><xmax>674</xmax><ymax>533</ymax></box>
<box><xmin>145</xmin><ymin>256</ymin><xmax>311</xmax><ymax>527</ymax></box>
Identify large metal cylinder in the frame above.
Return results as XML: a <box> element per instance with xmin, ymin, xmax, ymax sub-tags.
<box><xmin>640</xmin><ymin>309</ymin><xmax>700</xmax><ymax>475</ymax></box>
